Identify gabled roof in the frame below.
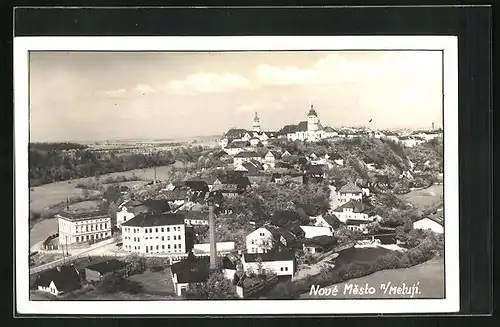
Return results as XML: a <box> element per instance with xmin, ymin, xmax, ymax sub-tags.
<box><xmin>302</xmin><ymin>235</ymin><xmax>337</xmax><ymax>247</ymax></box>
<box><xmin>243</xmin><ymin>250</ymin><xmax>295</xmax><ymax>262</ymax></box>
<box><xmin>234</xmin><ymin>151</ymin><xmax>260</xmax><ymax>158</ymax></box>
<box><xmin>333</xmin><ymin>200</ymin><xmax>368</xmax><ymax>213</ymax></box>
<box><xmin>35</xmin><ymin>265</ymin><xmax>81</xmax><ymax>293</ymax></box>
<box><xmin>85</xmin><ymin>259</ymin><xmax>128</xmax><ymax>274</ymax></box>
<box><xmin>58</xmin><ymin>210</ymin><xmax>109</xmax><ymax>222</ymax></box>
<box><xmin>179</xmin><ymin>210</ymin><xmax>209</xmax><ymax>221</ymax></box>
<box><xmin>122</xmin><ymin>213</ymin><xmax>185</xmax><ymax>227</ymax></box>
<box><xmin>323</xmin><ymin>214</ymin><xmax>341</xmax><ymax>228</ymax></box>
<box><xmin>266</xmin><ymin>150</ymin><xmax>282</xmax><ymax>158</ymax></box>
<box><xmin>241</xmin><ymin>161</ymin><xmax>263</xmax><ymax>173</ymax></box>
<box><xmin>338</xmin><ymin>181</ymin><xmax>362</xmax><ymax>194</ymax></box>
<box><xmin>281</xmin><ymin>124</ymin><xmax>298</xmax><ymax>134</ymax></box>
<box><xmin>136</xmin><ymin>199</ymin><xmax>171</xmax><ymax>214</ymax></box>
<box><xmin>324</xmin><ymin>126</ymin><xmax>336</xmax><ymax>132</ymax></box>
<box><xmin>225</xmin><ymin>128</ymin><xmax>249</xmax><ymax>139</ymax></box>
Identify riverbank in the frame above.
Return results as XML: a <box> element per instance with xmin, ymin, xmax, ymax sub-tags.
<box><xmin>300</xmin><ymin>256</ymin><xmax>444</xmax><ymax>299</ymax></box>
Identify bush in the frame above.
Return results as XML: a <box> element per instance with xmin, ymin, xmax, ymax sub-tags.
<box><xmin>96</xmin><ymin>275</ymin><xmax>142</xmax><ymax>294</ymax></box>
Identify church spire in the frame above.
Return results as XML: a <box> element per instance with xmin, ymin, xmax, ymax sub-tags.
<box><xmin>252</xmin><ymin>112</ymin><xmax>261</xmax><ymax>132</ymax></box>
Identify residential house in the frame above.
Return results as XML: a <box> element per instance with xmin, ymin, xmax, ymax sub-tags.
<box><xmin>34</xmin><ymin>265</ymin><xmax>81</xmax><ymax>296</ymax></box>
<box><xmin>233</xmin><ymin>151</ymin><xmax>262</xmax><ymax>166</ymax></box>
<box><xmin>224</xmin><ymin>144</ymin><xmax>246</xmax><ymax>156</ymax></box>
<box><xmin>345</xmin><ymin>219</ymin><xmax>371</xmax><ymax>233</ymax></box>
<box><xmin>170</xmin><ymin>255</ymin><xmax>210</xmax><ymax>297</ymax></box>
<box><xmin>333</xmin><ymin>200</ymin><xmax>371</xmax><ymax>223</ymax></box>
<box><xmin>222</xmin><ymin>256</ymin><xmax>238</xmax><ymax>281</ymax></box>
<box><xmin>299</xmin><ymin>225</ymin><xmax>333</xmax><ymax>238</ymax></box>
<box><xmin>57</xmin><ymin>210</ymin><xmax>112</xmax><ymax>247</ymax></box>
<box><xmin>246</xmin><ymin>227</ymin><xmax>276</xmax><ymax>254</ymax></box>
<box><xmin>249</xmin><ymin>138</ymin><xmax>260</xmax><ymax>146</ymax></box>
<box><xmin>241</xmin><ymin>250</ymin><xmax>296</xmax><ymax>279</ymax></box>
<box><xmin>246</xmin><ymin>223</ymin><xmax>302</xmax><ymax>254</ymax></box>
<box><xmin>178</xmin><ymin>210</ymin><xmax>209</xmax><ymax>226</ymax></box>
<box><xmin>270</xmin><ymin>210</ymin><xmax>302</xmax><ymax>228</ymax></box>
<box><xmin>264</xmin><ymin>150</ymin><xmax>282</xmax><ymax>168</ymax></box>
<box><xmin>325</xmin><ymin>152</ymin><xmax>344</xmax><ymax>166</ymax></box>
<box><xmin>213</xmin><ymin>175</ymin><xmax>251</xmax><ymax>193</ymax></box>
<box><xmin>121</xmin><ymin>213</ymin><xmax>189</xmax><ymax>255</ymax></box>
<box><xmin>281</xmin><ymin>150</ymin><xmax>291</xmax><ymax>158</ymax></box>
<box><xmin>84</xmin><ymin>259</ymin><xmax>128</xmax><ymax>283</ymax></box>
<box><xmin>116</xmin><ymin>199</ymin><xmax>171</xmax><ymax>227</ymax></box>
<box><xmin>337</xmin><ymin>181</ymin><xmax>363</xmax><ymax>204</ymax></box>
<box><xmin>184</xmin><ymin>180</ymin><xmax>209</xmax><ymax>193</ymax></box>
<box><xmin>304</xmin><ymin>165</ymin><xmax>326</xmax><ymax>183</ymax></box>
<box><xmin>163</xmin><ymin>189</ymin><xmax>190</xmax><ymax>207</ymax></box>
<box><xmin>413</xmin><ymin>218</ymin><xmax>444</xmax><ymax>234</ymax></box>
<box><xmin>302</xmin><ymin>235</ymin><xmax>337</xmax><ymax>254</ymax></box>
<box><xmin>234</xmin><ymin>160</ymin><xmax>264</xmax><ymax>174</ymax></box>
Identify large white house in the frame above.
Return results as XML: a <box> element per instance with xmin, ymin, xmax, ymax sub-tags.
<box><xmin>233</xmin><ymin>151</ymin><xmax>262</xmax><ymax>166</ymax></box>
<box><xmin>241</xmin><ymin>250</ymin><xmax>296</xmax><ymax>279</ymax></box>
<box><xmin>57</xmin><ymin>210</ymin><xmax>112</xmax><ymax>247</ymax></box>
<box><xmin>413</xmin><ymin>218</ymin><xmax>444</xmax><ymax>234</ymax></box>
<box><xmin>121</xmin><ymin>213</ymin><xmax>188</xmax><ymax>255</ymax></box>
<box><xmin>333</xmin><ymin>200</ymin><xmax>370</xmax><ymax>223</ymax></box>
<box><xmin>337</xmin><ymin>181</ymin><xmax>363</xmax><ymax>204</ymax></box>
<box><xmin>246</xmin><ymin>227</ymin><xmax>275</xmax><ymax>254</ymax></box>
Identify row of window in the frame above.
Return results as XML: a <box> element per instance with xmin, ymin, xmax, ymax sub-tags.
<box><xmin>75</xmin><ymin>232</ymin><xmax>108</xmax><ymax>242</ymax></box>
<box><xmin>75</xmin><ymin>223</ymin><xmax>110</xmax><ymax>233</ymax></box>
<box><xmin>124</xmin><ymin>235</ymin><xmax>182</xmax><ymax>242</ymax></box>
<box><xmin>123</xmin><ymin>226</ymin><xmax>182</xmax><ymax>234</ymax></box>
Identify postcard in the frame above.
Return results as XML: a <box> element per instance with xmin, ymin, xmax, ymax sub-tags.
<box><xmin>14</xmin><ymin>35</ymin><xmax>459</xmax><ymax>315</ymax></box>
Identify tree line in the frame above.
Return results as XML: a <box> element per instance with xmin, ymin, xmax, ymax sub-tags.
<box><xmin>29</xmin><ymin>142</ymin><xmax>205</xmax><ymax>186</ymax></box>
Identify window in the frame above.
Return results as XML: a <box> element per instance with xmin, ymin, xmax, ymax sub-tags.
<box><xmin>280</xmin><ymin>267</ymin><xmax>284</xmax><ymax>271</ymax></box>
<box><xmin>167</xmin><ymin>236</ymin><xmax>170</xmax><ymax>241</ymax></box>
<box><xmin>168</xmin><ymin>244</ymin><xmax>171</xmax><ymax>249</ymax></box>
<box><xmin>161</xmin><ymin>236</ymin><xmax>164</xmax><ymax>241</ymax></box>
<box><xmin>149</xmin><ymin>228</ymin><xmax>153</xmax><ymax>233</ymax></box>
<box><xmin>156</xmin><ymin>236</ymin><xmax>159</xmax><ymax>239</ymax></box>
<box><xmin>173</xmin><ymin>235</ymin><xmax>176</xmax><ymax>240</ymax></box>
<box><xmin>178</xmin><ymin>235</ymin><xmax>181</xmax><ymax>240</ymax></box>
<box><xmin>251</xmin><ymin>240</ymin><xmax>254</xmax><ymax>244</ymax></box>
<box><xmin>285</xmin><ymin>267</ymin><xmax>288</xmax><ymax>271</ymax></box>
<box><xmin>76</xmin><ymin>236</ymin><xmax>80</xmax><ymax>242</ymax></box>
<box><xmin>156</xmin><ymin>228</ymin><xmax>158</xmax><ymax>233</ymax></box>
<box><xmin>260</xmin><ymin>232</ymin><xmax>264</xmax><ymax>236</ymax></box>
<box><xmin>162</xmin><ymin>245</ymin><xmax>165</xmax><ymax>249</ymax></box>
<box><xmin>167</xmin><ymin>227</ymin><xmax>170</xmax><ymax>232</ymax></box>
<box><xmin>179</xmin><ymin>244</ymin><xmax>182</xmax><ymax>249</ymax></box>
<box><xmin>161</xmin><ymin>227</ymin><xmax>164</xmax><ymax>232</ymax></box>
<box><xmin>156</xmin><ymin>245</ymin><xmax>159</xmax><ymax>250</ymax></box>
<box><xmin>150</xmin><ymin>245</ymin><xmax>153</xmax><ymax>250</ymax></box>
<box><xmin>174</xmin><ymin>244</ymin><xmax>177</xmax><ymax>249</ymax></box>
<box><xmin>145</xmin><ymin>229</ymin><xmax>148</xmax><ymax>234</ymax></box>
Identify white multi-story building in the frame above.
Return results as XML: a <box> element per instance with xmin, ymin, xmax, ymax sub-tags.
<box><xmin>57</xmin><ymin>210</ymin><xmax>112</xmax><ymax>247</ymax></box>
<box><xmin>333</xmin><ymin>200</ymin><xmax>370</xmax><ymax>223</ymax></box>
<box><xmin>121</xmin><ymin>213</ymin><xmax>188</xmax><ymax>255</ymax></box>
<box><xmin>246</xmin><ymin>227</ymin><xmax>276</xmax><ymax>254</ymax></box>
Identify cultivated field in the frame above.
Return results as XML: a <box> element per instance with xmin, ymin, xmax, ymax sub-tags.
<box><xmin>29</xmin><ymin>165</ymin><xmax>173</xmax><ymax>212</ymax></box>
<box><xmin>300</xmin><ymin>257</ymin><xmax>444</xmax><ymax>299</ymax></box>
<box><xmin>400</xmin><ymin>184</ymin><xmax>443</xmax><ymax>210</ymax></box>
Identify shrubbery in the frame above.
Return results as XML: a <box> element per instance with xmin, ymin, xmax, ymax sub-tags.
<box><xmin>96</xmin><ymin>274</ymin><xmax>143</xmax><ymax>294</ymax></box>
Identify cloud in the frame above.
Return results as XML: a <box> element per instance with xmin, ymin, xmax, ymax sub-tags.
<box><xmin>235</xmin><ymin>101</ymin><xmax>285</xmax><ymax>113</ymax></box>
<box><xmin>166</xmin><ymin>72</ymin><xmax>253</xmax><ymax>95</ymax></box>
<box><xmin>95</xmin><ymin>88</ymin><xmax>128</xmax><ymax>98</ymax></box>
<box><xmin>253</xmin><ymin>52</ymin><xmax>442</xmax><ymax>87</ymax></box>
<box><xmin>134</xmin><ymin>84</ymin><xmax>156</xmax><ymax>94</ymax></box>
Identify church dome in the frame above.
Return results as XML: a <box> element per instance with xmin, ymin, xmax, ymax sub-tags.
<box><xmin>308</xmin><ymin>105</ymin><xmax>317</xmax><ymax>117</ymax></box>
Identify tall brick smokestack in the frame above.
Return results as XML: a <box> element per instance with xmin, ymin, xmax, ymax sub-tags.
<box><xmin>208</xmin><ymin>201</ymin><xmax>217</xmax><ymax>270</ymax></box>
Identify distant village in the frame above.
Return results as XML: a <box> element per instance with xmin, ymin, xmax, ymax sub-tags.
<box><xmin>30</xmin><ymin>104</ymin><xmax>444</xmax><ymax>300</ymax></box>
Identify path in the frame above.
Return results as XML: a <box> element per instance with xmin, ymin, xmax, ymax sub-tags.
<box><xmin>29</xmin><ymin>238</ymin><xmax>118</xmax><ymax>274</ymax></box>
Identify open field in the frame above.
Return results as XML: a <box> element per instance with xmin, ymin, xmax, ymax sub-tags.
<box><xmin>67</xmin><ymin>200</ymin><xmax>100</xmax><ymax>212</ymax></box>
<box><xmin>29</xmin><ymin>166</ymin><xmax>173</xmax><ymax>212</ymax></box>
<box><xmin>300</xmin><ymin>257</ymin><xmax>444</xmax><ymax>299</ymax></box>
<box><xmin>399</xmin><ymin>184</ymin><xmax>443</xmax><ymax>210</ymax></box>
<box><xmin>30</xmin><ymin>218</ymin><xmax>58</xmax><ymax>247</ymax></box>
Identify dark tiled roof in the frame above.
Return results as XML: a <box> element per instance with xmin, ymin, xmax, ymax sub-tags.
<box><xmin>122</xmin><ymin>213</ymin><xmax>185</xmax><ymax>227</ymax></box>
<box><xmin>140</xmin><ymin>199</ymin><xmax>171</xmax><ymax>214</ymax></box>
<box><xmin>303</xmin><ymin>235</ymin><xmax>337</xmax><ymax>247</ymax></box>
<box><xmin>345</xmin><ymin>219</ymin><xmax>370</xmax><ymax>226</ymax></box>
<box><xmin>241</xmin><ymin>161</ymin><xmax>263</xmax><ymax>173</ymax></box>
<box><xmin>333</xmin><ymin>200</ymin><xmax>368</xmax><ymax>213</ymax></box>
<box><xmin>222</xmin><ymin>256</ymin><xmax>237</xmax><ymax>270</ymax></box>
<box><xmin>296</xmin><ymin>121</ymin><xmax>308</xmax><ymax>132</ymax></box>
<box><xmin>243</xmin><ymin>250</ymin><xmax>295</xmax><ymax>262</ymax></box>
<box><xmin>281</xmin><ymin>124</ymin><xmax>298</xmax><ymax>134</ymax></box>
<box><xmin>271</xmin><ymin>210</ymin><xmax>301</xmax><ymax>227</ymax></box>
<box><xmin>184</xmin><ymin>180</ymin><xmax>209</xmax><ymax>192</ymax></box>
<box><xmin>323</xmin><ymin>214</ymin><xmax>341</xmax><ymax>228</ymax></box>
<box><xmin>58</xmin><ymin>210</ymin><xmax>109</xmax><ymax>221</ymax></box>
<box><xmin>35</xmin><ymin>265</ymin><xmax>81</xmax><ymax>293</ymax></box>
<box><xmin>308</xmin><ymin>106</ymin><xmax>318</xmax><ymax>116</ymax></box>
<box><xmin>234</xmin><ymin>151</ymin><xmax>260</xmax><ymax>158</ymax></box>
<box><xmin>225</xmin><ymin>128</ymin><xmax>249</xmax><ymax>139</ymax></box>
<box><xmin>171</xmin><ymin>256</ymin><xmax>210</xmax><ymax>283</ymax></box>
<box><xmin>85</xmin><ymin>259</ymin><xmax>128</xmax><ymax>274</ymax></box>
<box><xmin>182</xmin><ymin>210</ymin><xmax>209</xmax><ymax>221</ymax></box>
<box><xmin>266</xmin><ymin>150</ymin><xmax>282</xmax><ymax>158</ymax></box>
<box><xmin>338</xmin><ymin>181</ymin><xmax>362</xmax><ymax>194</ymax></box>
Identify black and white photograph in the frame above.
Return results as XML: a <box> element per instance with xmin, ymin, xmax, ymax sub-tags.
<box><xmin>15</xmin><ymin>36</ymin><xmax>459</xmax><ymax>315</ymax></box>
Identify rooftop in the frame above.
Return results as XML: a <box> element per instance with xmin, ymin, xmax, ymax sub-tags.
<box><xmin>57</xmin><ymin>210</ymin><xmax>109</xmax><ymax>221</ymax></box>
<box><xmin>243</xmin><ymin>250</ymin><xmax>295</xmax><ymax>263</ymax></box>
<box><xmin>338</xmin><ymin>181</ymin><xmax>363</xmax><ymax>194</ymax></box>
<box><xmin>122</xmin><ymin>213</ymin><xmax>186</xmax><ymax>227</ymax></box>
<box><xmin>334</xmin><ymin>200</ymin><xmax>368</xmax><ymax>213</ymax></box>
<box><xmin>34</xmin><ymin>265</ymin><xmax>81</xmax><ymax>292</ymax></box>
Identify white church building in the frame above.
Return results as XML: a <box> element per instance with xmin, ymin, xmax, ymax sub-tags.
<box><xmin>285</xmin><ymin>105</ymin><xmax>336</xmax><ymax>142</ymax></box>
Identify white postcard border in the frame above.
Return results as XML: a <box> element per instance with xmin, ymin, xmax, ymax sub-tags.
<box><xmin>14</xmin><ymin>36</ymin><xmax>459</xmax><ymax>315</ymax></box>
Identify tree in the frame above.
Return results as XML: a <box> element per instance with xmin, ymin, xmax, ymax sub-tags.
<box><xmin>186</xmin><ymin>270</ymin><xmax>237</xmax><ymax>299</ymax></box>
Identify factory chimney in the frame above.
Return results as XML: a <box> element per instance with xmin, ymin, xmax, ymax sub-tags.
<box><xmin>432</xmin><ymin>122</ymin><xmax>435</xmax><ymax>131</ymax></box>
<box><xmin>207</xmin><ymin>195</ymin><xmax>218</xmax><ymax>270</ymax></box>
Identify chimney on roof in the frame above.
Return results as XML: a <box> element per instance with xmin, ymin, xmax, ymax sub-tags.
<box><xmin>432</xmin><ymin>122</ymin><xmax>435</xmax><ymax>130</ymax></box>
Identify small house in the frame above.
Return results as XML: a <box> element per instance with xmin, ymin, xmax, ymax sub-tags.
<box><xmin>241</xmin><ymin>250</ymin><xmax>296</xmax><ymax>279</ymax></box>
<box><xmin>34</xmin><ymin>265</ymin><xmax>81</xmax><ymax>296</ymax></box>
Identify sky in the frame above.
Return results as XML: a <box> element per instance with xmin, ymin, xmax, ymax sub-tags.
<box><xmin>29</xmin><ymin>51</ymin><xmax>443</xmax><ymax>142</ymax></box>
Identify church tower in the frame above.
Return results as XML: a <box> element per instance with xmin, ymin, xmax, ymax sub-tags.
<box><xmin>307</xmin><ymin>104</ymin><xmax>319</xmax><ymax>132</ymax></box>
<box><xmin>253</xmin><ymin>112</ymin><xmax>261</xmax><ymax>132</ymax></box>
